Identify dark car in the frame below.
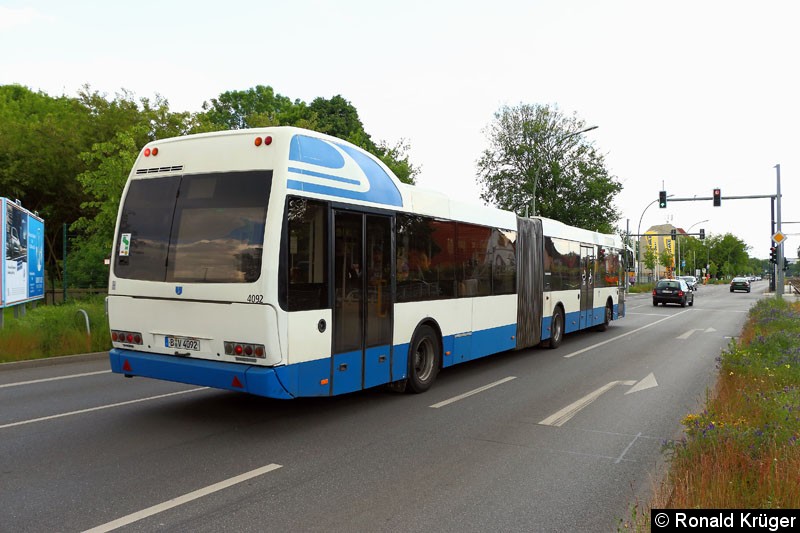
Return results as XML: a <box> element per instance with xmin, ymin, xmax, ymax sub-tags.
<box><xmin>653</xmin><ymin>279</ymin><xmax>694</xmax><ymax>307</ymax></box>
<box><xmin>730</xmin><ymin>277</ymin><xmax>751</xmax><ymax>293</ymax></box>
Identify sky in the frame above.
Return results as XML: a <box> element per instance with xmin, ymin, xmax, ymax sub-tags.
<box><xmin>2</xmin><ymin>0</ymin><xmax>798</xmax><ymax>260</ymax></box>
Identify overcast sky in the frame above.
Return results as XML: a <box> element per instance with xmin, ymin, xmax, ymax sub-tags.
<box><xmin>2</xmin><ymin>0</ymin><xmax>798</xmax><ymax>259</ymax></box>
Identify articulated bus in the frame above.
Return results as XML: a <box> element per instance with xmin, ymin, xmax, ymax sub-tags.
<box><xmin>107</xmin><ymin>127</ymin><xmax>626</xmax><ymax>398</ymax></box>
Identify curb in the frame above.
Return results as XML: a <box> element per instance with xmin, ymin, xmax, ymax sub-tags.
<box><xmin>0</xmin><ymin>351</ymin><xmax>108</xmax><ymax>372</ymax></box>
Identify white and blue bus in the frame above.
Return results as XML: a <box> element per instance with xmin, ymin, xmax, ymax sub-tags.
<box><xmin>107</xmin><ymin>127</ymin><xmax>626</xmax><ymax>398</ymax></box>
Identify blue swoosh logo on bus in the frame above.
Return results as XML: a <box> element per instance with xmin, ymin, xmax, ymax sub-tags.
<box><xmin>287</xmin><ymin>135</ymin><xmax>403</xmax><ymax>207</ymax></box>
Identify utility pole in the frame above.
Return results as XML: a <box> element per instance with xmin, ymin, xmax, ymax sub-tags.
<box><xmin>776</xmin><ymin>164</ymin><xmax>784</xmax><ymax>298</ymax></box>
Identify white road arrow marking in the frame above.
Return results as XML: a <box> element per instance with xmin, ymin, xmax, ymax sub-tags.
<box><xmin>539</xmin><ymin>374</ymin><xmax>659</xmax><ymax>426</ymax></box>
<box><xmin>625</xmin><ymin>373</ymin><xmax>658</xmax><ymax>395</ymax></box>
<box><xmin>705</xmin><ymin>327</ymin><xmax>717</xmax><ymax>333</ymax></box>
<box><xmin>677</xmin><ymin>328</ymin><xmax>701</xmax><ymax>339</ymax></box>
<box><xmin>539</xmin><ymin>380</ymin><xmax>635</xmax><ymax>427</ymax></box>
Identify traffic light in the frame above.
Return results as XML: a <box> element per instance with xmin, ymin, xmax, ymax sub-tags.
<box><xmin>659</xmin><ymin>190</ymin><xmax>667</xmax><ymax>208</ymax></box>
<box><xmin>670</xmin><ymin>229</ymin><xmax>677</xmax><ymax>240</ymax></box>
<box><xmin>699</xmin><ymin>228</ymin><xmax>705</xmax><ymax>240</ymax></box>
<box><xmin>769</xmin><ymin>247</ymin><xmax>777</xmax><ymax>264</ymax></box>
<box><xmin>785</xmin><ymin>258</ymin><xmax>791</xmax><ymax>272</ymax></box>
<box><xmin>713</xmin><ymin>188</ymin><xmax>721</xmax><ymax>207</ymax></box>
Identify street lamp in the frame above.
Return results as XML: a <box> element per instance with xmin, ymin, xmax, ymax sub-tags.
<box><xmin>531</xmin><ymin>125</ymin><xmax>598</xmax><ymax>216</ymax></box>
<box><xmin>679</xmin><ymin>219</ymin><xmax>708</xmax><ymax>276</ymax></box>
<box><xmin>636</xmin><ymin>194</ymin><xmax>674</xmax><ymax>283</ymax></box>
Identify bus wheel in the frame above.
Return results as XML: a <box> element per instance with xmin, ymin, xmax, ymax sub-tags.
<box><xmin>547</xmin><ymin>307</ymin><xmax>564</xmax><ymax>349</ymax></box>
<box><xmin>594</xmin><ymin>302</ymin><xmax>612</xmax><ymax>332</ymax></box>
<box><xmin>407</xmin><ymin>325</ymin><xmax>440</xmax><ymax>393</ymax></box>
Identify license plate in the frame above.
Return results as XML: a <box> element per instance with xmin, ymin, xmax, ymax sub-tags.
<box><xmin>165</xmin><ymin>336</ymin><xmax>200</xmax><ymax>351</ymax></box>
<box><xmin>662</xmin><ymin>290</ymin><xmax>672</xmax><ymax>294</ymax></box>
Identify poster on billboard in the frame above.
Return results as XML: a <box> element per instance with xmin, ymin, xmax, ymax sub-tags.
<box><xmin>2</xmin><ymin>198</ymin><xmax>45</xmax><ymax>308</ymax></box>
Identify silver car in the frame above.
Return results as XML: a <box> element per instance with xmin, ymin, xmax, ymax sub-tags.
<box><xmin>679</xmin><ymin>275</ymin><xmax>698</xmax><ymax>291</ymax></box>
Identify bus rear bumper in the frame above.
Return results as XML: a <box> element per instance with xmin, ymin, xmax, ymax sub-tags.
<box><xmin>109</xmin><ymin>348</ymin><xmax>295</xmax><ymax>399</ymax></box>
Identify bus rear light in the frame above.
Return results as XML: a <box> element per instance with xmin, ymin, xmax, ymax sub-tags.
<box><xmin>111</xmin><ymin>330</ymin><xmax>143</xmax><ymax>345</ymax></box>
<box><xmin>152</xmin><ymin>147</ymin><xmax>158</xmax><ymax>156</ymax></box>
<box><xmin>144</xmin><ymin>148</ymin><xmax>151</xmax><ymax>156</ymax></box>
<box><xmin>254</xmin><ymin>137</ymin><xmax>262</xmax><ymax>146</ymax></box>
<box><xmin>225</xmin><ymin>341</ymin><xmax>266</xmax><ymax>358</ymax></box>
<box><xmin>254</xmin><ymin>136</ymin><xmax>272</xmax><ymax>147</ymax></box>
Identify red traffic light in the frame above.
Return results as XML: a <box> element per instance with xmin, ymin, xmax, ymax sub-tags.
<box><xmin>713</xmin><ymin>188</ymin><xmax>721</xmax><ymax>207</ymax></box>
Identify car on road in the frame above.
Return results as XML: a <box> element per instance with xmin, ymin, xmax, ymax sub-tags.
<box><xmin>653</xmin><ymin>279</ymin><xmax>694</xmax><ymax>307</ymax></box>
<box><xmin>679</xmin><ymin>275</ymin><xmax>699</xmax><ymax>291</ymax></box>
<box><xmin>730</xmin><ymin>277</ymin><xmax>751</xmax><ymax>293</ymax></box>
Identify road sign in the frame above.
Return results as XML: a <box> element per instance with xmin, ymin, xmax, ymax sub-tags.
<box><xmin>772</xmin><ymin>231</ymin><xmax>786</xmax><ymax>244</ymax></box>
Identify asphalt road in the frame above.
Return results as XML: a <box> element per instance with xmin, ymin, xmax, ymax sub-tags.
<box><xmin>0</xmin><ymin>282</ymin><xmax>767</xmax><ymax>532</ymax></box>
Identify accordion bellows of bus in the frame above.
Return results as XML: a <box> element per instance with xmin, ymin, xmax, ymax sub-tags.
<box><xmin>107</xmin><ymin>127</ymin><xmax>626</xmax><ymax>399</ymax></box>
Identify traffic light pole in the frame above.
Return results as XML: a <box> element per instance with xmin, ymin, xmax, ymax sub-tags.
<box><xmin>776</xmin><ymin>164</ymin><xmax>783</xmax><ymax>298</ymax></box>
<box><xmin>657</xmin><ymin>181</ymin><xmax>784</xmax><ymax>298</ymax></box>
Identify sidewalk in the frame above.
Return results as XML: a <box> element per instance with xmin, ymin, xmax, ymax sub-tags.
<box><xmin>0</xmin><ymin>351</ymin><xmax>108</xmax><ymax>371</ymax></box>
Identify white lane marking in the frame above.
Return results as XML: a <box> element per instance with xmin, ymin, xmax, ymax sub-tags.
<box><xmin>676</xmin><ymin>329</ymin><xmax>700</xmax><ymax>339</ymax></box>
<box><xmin>429</xmin><ymin>376</ymin><xmax>517</xmax><ymax>408</ymax></box>
<box><xmin>615</xmin><ymin>432</ymin><xmax>642</xmax><ymax>464</ymax></box>
<box><xmin>0</xmin><ymin>388</ymin><xmax>208</xmax><ymax>430</ymax></box>
<box><xmin>562</xmin><ymin>309</ymin><xmax>692</xmax><ymax>358</ymax></box>
<box><xmin>82</xmin><ymin>463</ymin><xmax>283</xmax><ymax>533</ymax></box>
<box><xmin>538</xmin><ymin>380</ymin><xmax>635</xmax><ymax>427</ymax></box>
<box><xmin>0</xmin><ymin>370</ymin><xmax>111</xmax><ymax>389</ymax></box>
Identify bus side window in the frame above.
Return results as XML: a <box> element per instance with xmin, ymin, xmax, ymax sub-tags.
<box><xmin>286</xmin><ymin>198</ymin><xmax>328</xmax><ymax>311</ymax></box>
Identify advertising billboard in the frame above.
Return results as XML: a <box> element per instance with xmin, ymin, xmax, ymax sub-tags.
<box><xmin>2</xmin><ymin>198</ymin><xmax>45</xmax><ymax>308</ymax></box>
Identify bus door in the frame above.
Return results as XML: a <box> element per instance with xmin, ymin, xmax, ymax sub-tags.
<box><xmin>580</xmin><ymin>245</ymin><xmax>595</xmax><ymax>329</ymax></box>
<box><xmin>332</xmin><ymin>211</ymin><xmax>393</xmax><ymax>395</ymax></box>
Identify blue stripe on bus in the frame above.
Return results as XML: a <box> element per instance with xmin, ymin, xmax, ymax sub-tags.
<box><xmin>540</xmin><ymin>303</ymin><xmax>617</xmax><ymax>340</ymax></box>
<box><xmin>443</xmin><ymin>324</ymin><xmax>517</xmax><ymax>367</ymax></box>
<box><xmin>109</xmin><ymin>349</ymin><xmax>294</xmax><ymax>399</ymax></box>
<box><xmin>111</xmin><ymin>307</ymin><xmax>616</xmax><ymax>399</ymax></box>
<box><xmin>287</xmin><ymin>134</ymin><xmax>403</xmax><ymax>207</ymax></box>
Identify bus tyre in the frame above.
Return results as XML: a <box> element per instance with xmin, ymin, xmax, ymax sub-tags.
<box><xmin>407</xmin><ymin>325</ymin><xmax>440</xmax><ymax>393</ymax></box>
<box><xmin>594</xmin><ymin>302</ymin><xmax>612</xmax><ymax>332</ymax></box>
<box><xmin>547</xmin><ymin>308</ymin><xmax>564</xmax><ymax>349</ymax></box>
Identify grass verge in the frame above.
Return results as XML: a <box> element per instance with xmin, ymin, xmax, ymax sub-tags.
<box><xmin>0</xmin><ymin>296</ymin><xmax>111</xmax><ymax>363</ymax></box>
<box><xmin>621</xmin><ymin>297</ymin><xmax>800</xmax><ymax>529</ymax></box>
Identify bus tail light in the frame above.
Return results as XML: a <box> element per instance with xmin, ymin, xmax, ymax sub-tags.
<box><xmin>111</xmin><ymin>330</ymin><xmax>143</xmax><ymax>345</ymax></box>
<box><xmin>253</xmin><ymin>136</ymin><xmax>273</xmax><ymax>147</ymax></box>
<box><xmin>224</xmin><ymin>341</ymin><xmax>266</xmax><ymax>359</ymax></box>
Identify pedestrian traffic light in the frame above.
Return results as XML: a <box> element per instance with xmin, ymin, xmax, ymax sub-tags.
<box><xmin>671</xmin><ymin>229</ymin><xmax>677</xmax><ymax>240</ymax></box>
<box><xmin>713</xmin><ymin>188</ymin><xmax>721</xmax><ymax>207</ymax></box>
<box><xmin>699</xmin><ymin>229</ymin><xmax>705</xmax><ymax>240</ymax></box>
<box><xmin>659</xmin><ymin>190</ymin><xmax>667</xmax><ymax>208</ymax></box>
<box><xmin>769</xmin><ymin>247</ymin><xmax>777</xmax><ymax>264</ymax></box>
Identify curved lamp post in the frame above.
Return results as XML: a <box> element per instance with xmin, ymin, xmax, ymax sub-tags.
<box><xmin>636</xmin><ymin>195</ymin><xmax>674</xmax><ymax>282</ymax></box>
<box><xmin>679</xmin><ymin>219</ymin><xmax>709</xmax><ymax>276</ymax></box>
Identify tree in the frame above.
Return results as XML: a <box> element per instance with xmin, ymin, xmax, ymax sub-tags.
<box><xmin>201</xmin><ymin>85</ymin><xmax>298</xmax><ymax>130</ymax></box>
<box><xmin>69</xmin><ymin>91</ymin><xmax>198</xmax><ymax>286</ymax></box>
<box><xmin>659</xmin><ymin>248</ymin><xmax>674</xmax><ymax>277</ymax></box>
<box><xmin>476</xmin><ymin>103</ymin><xmax>621</xmax><ymax>233</ymax></box>
<box><xmin>644</xmin><ymin>247</ymin><xmax>658</xmax><ymax>278</ymax></box>
<box><xmin>0</xmin><ymin>85</ymin><xmax>98</xmax><ymax>284</ymax></box>
<box><xmin>709</xmin><ymin>233</ymin><xmax>748</xmax><ymax>278</ymax></box>
<box><xmin>201</xmin><ymin>87</ymin><xmax>418</xmax><ymax>184</ymax></box>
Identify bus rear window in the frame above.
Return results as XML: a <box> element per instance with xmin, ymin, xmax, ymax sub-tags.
<box><xmin>115</xmin><ymin>171</ymin><xmax>271</xmax><ymax>283</ymax></box>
